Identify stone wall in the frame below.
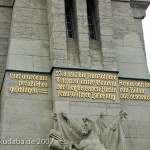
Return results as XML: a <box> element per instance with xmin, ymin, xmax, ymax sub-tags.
<box><xmin>0</xmin><ymin>0</ymin><xmax>150</xmax><ymax>150</ymax></box>
<box><xmin>0</xmin><ymin>71</ymin><xmax>53</xmax><ymax>150</ymax></box>
<box><xmin>0</xmin><ymin>2</ymin><xmax>12</xmax><ymax>88</ymax></box>
<box><xmin>6</xmin><ymin>0</ymin><xmax>50</xmax><ymax>72</ymax></box>
<box><xmin>0</xmin><ymin>1</ymin><xmax>52</xmax><ymax>150</ymax></box>
<box><xmin>112</xmin><ymin>0</ymin><xmax>149</xmax><ymax>79</ymax></box>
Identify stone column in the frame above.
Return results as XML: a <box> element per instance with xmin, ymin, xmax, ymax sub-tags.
<box><xmin>98</xmin><ymin>0</ymin><xmax>117</xmax><ymax>71</ymax></box>
<box><xmin>75</xmin><ymin>0</ymin><xmax>91</xmax><ymax>68</ymax></box>
<box><xmin>47</xmin><ymin>0</ymin><xmax>67</xmax><ymax>68</ymax></box>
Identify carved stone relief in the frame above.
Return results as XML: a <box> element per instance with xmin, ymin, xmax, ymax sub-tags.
<box><xmin>48</xmin><ymin>110</ymin><xmax>127</xmax><ymax>150</ymax></box>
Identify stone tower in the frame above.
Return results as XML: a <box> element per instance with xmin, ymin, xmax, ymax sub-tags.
<box><xmin>0</xmin><ymin>0</ymin><xmax>150</xmax><ymax>150</ymax></box>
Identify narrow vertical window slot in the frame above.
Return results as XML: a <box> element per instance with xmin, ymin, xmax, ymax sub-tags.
<box><xmin>65</xmin><ymin>0</ymin><xmax>74</xmax><ymax>38</ymax></box>
<box><xmin>87</xmin><ymin>0</ymin><xmax>96</xmax><ymax>40</ymax></box>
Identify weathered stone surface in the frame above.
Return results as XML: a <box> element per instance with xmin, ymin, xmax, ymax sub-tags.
<box><xmin>9</xmin><ymin>39</ymin><xmax>49</xmax><ymax>57</ymax></box>
<box><xmin>0</xmin><ymin>39</ymin><xmax>9</xmax><ymax>55</ymax></box>
<box><xmin>0</xmin><ymin>56</ymin><xmax>7</xmax><ymax>72</ymax></box>
<box><xmin>6</xmin><ymin>0</ymin><xmax>49</xmax><ymax>72</ymax></box>
<box><xmin>76</xmin><ymin>0</ymin><xmax>91</xmax><ymax>68</ymax></box>
<box><xmin>33</xmin><ymin>56</ymin><xmax>50</xmax><ymax>72</ymax></box>
<box><xmin>0</xmin><ymin>8</ymin><xmax>12</xmax><ymax>23</ymax></box>
<box><xmin>0</xmin><ymin>0</ymin><xmax>12</xmax><ymax>6</ymax></box>
<box><xmin>112</xmin><ymin>1</ymin><xmax>149</xmax><ymax>78</ymax></box>
<box><xmin>0</xmin><ymin>73</ymin><xmax>4</xmax><ymax>88</ymax></box>
<box><xmin>15</xmin><ymin>0</ymin><xmax>47</xmax><ymax>9</ymax></box>
<box><xmin>0</xmin><ymin>1</ymin><xmax>150</xmax><ymax>150</ymax></box>
<box><xmin>98</xmin><ymin>0</ymin><xmax>117</xmax><ymax>71</ymax></box>
<box><xmin>13</xmin><ymin>7</ymin><xmax>47</xmax><ymax>24</ymax></box>
<box><xmin>47</xmin><ymin>0</ymin><xmax>67</xmax><ymax>67</ymax></box>
<box><xmin>0</xmin><ymin>70</ymin><xmax>52</xmax><ymax>149</ymax></box>
<box><xmin>67</xmin><ymin>39</ymin><xmax>80</xmax><ymax>67</ymax></box>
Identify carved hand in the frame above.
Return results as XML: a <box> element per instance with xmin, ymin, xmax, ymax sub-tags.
<box><xmin>51</xmin><ymin>113</ymin><xmax>58</xmax><ymax>120</ymax></box>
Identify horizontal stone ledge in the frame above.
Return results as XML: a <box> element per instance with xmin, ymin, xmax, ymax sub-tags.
<box><xmin>0</xmin><ymin>0</ymin><xmax>14</xmax><ymax>8</ymax></box>
<box><xmin>112</xmin><ymin>0</ymin><xmax>150</xmax><ymax>9</ymax></box>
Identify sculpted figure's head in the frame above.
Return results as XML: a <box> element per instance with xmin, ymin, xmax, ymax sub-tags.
<box><xmin>119</xmin><ymin>109</ymin><xmax>127</xmax><ymax>119</ymax></box>
<box><xmin>82</xmin><ymin>117</ymin><xmax>95</xmax><ymax>136</ymax></box>
<box><xmin>51</xmin><ymin>113</ymin><xmax>57</xmax><ymax>120</ymax></box>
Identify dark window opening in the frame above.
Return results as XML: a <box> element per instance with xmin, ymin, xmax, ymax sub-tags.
<box><xmin>87</xmin><ymin>0</ymin><xmax>96</xmax><ymax>40</ymax></box>
<box><xmin>65</xmin><ymin>0</ymin><xmax>74</xmax><ymax>38</ymax></box>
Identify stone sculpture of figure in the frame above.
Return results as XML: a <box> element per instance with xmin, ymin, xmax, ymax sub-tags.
<box><xmin>79</xmin><ymin>117</ymin><xmax>106</xmax><ymax>150</ymax></box>
<box><xmin>48</xmin><ymin>110</ymin><xmax>127</xmax><ymax>150</ymax></box>
<box><xmin>49</xmin><ymin>112</ymin><xmax>84</xmax><ymax>150</ymax></box>
<box><xmin>96</xmin><ymin>110</ymin><xmax>127</xmax><ymax>150</ymax></box>
<box><xmin>48</xmin><ymin>129</ymin><xmax>73</xmax><ymax>150</ymax></box>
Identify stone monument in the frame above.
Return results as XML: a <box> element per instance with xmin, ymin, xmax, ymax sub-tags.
<box><xmin>0</xmin><ymin>0</ymin><xmax>150</xmax><ymax>150</ymax></box>
<box><xmin>48</xmin><ymin>110</ymin><xmax>127</xmax><ymax>150</ymax></box>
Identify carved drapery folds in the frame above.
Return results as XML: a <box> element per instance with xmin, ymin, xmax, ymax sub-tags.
<box><xmin>48</xmin><ymin>110</ymin><xmax>127</xmax><ymax>150</ymax></box>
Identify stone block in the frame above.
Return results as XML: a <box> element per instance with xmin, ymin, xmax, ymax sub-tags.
<box><xmin>33</xmin><ymin>56</ymin><xmax>50</xmax><ymax>72</ymax></box>
<box><xmin>123</xmin><ymin>32</ymin><xmax>143</xmax><ymax>48</ymax></box>
<box><xmin>126</xmin><ymin>105</ymin><xmax>150</xmax><ymax>122</ymax></box>
<box><xmin>78</xmin><ymin>34</ymin><xmax>89</xmax><ymax>43</ymax></box>
<box><xmin>51</xmin><ymin>49</ymin><xmax>67</xmax><ymax>66</ymax></box>
<box><xmin>77</xmin><ymin>17</ymin><xmax>89</xmax><ymax>34</ymax></box>
<box><xmin>7</xmin><ymin>54</ymin><xmax>34</xmax><ymax>71</ymax></box>
<box><xmin>0</xmin><ymin>23</ymin><xmax>10</xmax><ymax>38</ymax></box>
<box><xmin>31</xmin><ymin>0</ymin><xmax>47</xmax><ymax>9</ymax></box>
<box><xmin>13</xmin><ymin>7</ymin><xmax>47</xmax><ymax>24</ymax></box>
<box><xmin>103</xmin><ymin>61</ymin><xmax>117</xmax><ymax>71</ymax></box>
<box><xmin>48</xmin><ymin>14</ymin><xmax>66</xmax><ymax>33</ymax></box>
<box><xmin>9</xmin><ymin>38</ymin><xmax>49</xmax><ymax>57</ymax></box>
<box><xmin>50</xmin><ymin>32</ymin><xmax>67</xmax><ymax>50</ymax></box>
<box><xmin>15</xmin><ymin>0</ymin><xmax>47</xmax><ymax>9</ymax></box>
<box><xmin>79</xmin><ymin>50</ymin><xmax>91</xmax><ymax>68</ymax></box>
<box><xmin>127</xmin><ymin>137</ymin><xmax>150</xmax><ymax>150</ymax></box>
<box><xmin>32</xmin><ymin>24</ymin><xmax>49</xmax><ymax>40</ymax></box>
<box><xmin>54</xmin><ymin>100</ymin><xmax>70</xmax><ymax>113</ymax></box>
<box><xmin>30</xmin><ymin>9</ymin><xmax>48</xmax><ymax>25</ymax></box>
<box><xmin>4</xmin><ymin>98</ymin><xmax>52</xmax><ymax>117</ymax></box>
<box><xmin>51</xmin><ymin>0</ymin><xmax>65</xmax><ymax>10</ymax></box>
<box><xmin>0</xmin><ymin>0</ymin><xmax>12</xmax><ymax>6</ymax></box>
<box><xmin>106</xmin><ymin>103</ymin><xmax>121</xmax><ymax>116</ymax></box>
<box><xmin>0</xmin><ymin>8</ymin><xmax>12</xmax><ymax>23</ymax></box>
<box><xmin>116</xmin><ymin>46</ymin><xmax>146</xmax><ymax>64</ymax></box>
<box><xmin>0</xmin><ymin>56</ymin><xmax>7</xmax><ymax>72</ymax></box>
<box><xmin>103</xmin><ymin>57</ymin><xmax>116</xmax><ymax>62</ymax></box>
<box><xmin>0</xmin><ymin>72</ymin><xmax>4</xmax><ymax>88</ymax></box>
<box><xmin>112</xmin><ymin>2</ymin><xmax>132</xmax><ymax>17</ymax></box>
<box><xmin>127</xmin><ymin>121</ymin><xmax>150</xmax><ymax>138</ymax></box>
<box><xmin>76</xmin><ymin>0</ymin><xmax>87</xmax><ymax>10</ymax></box>
<box><xmin>13</xmin><ymin>7</ymin><xmax>32</xmax><ymax>23</ymax></box>
<box><xmin>70</xmin><ymin>102</ymin><xmax>107</xmax><ymax>115</ymax></box>
<box><xmin>0</xmin><ymin>39</ymin><xmax>9</xmax><ymax>55</ymax></box>
<box><xmin>67</xmin><ymin>39</ymin><xmax>80</xmax><ymax>67</ymax></box>
<box><xmin>15</xmin><ymin>0</ymin><xmax>31</xmax><ymax>8</ymax></box>
<box><xmin>2</xmin><ymin>115</ymin><xmax>37</xmax><ymax>132</ymax></box>
<box><xmin>35</xmin><ymin>116</ymin><xmax>53</xmax><ymax>132</ymax></box>
<box><xmin>12</xmin><ymin>23</ymin><xmax>32</xmax><ymax>39</ymax></box>
<box><xmin>118</xmin><ymin>62</ymin><xmax>150</xmax><ymax>79</ymax></box>
<box><xmin>102</xmin><ymin>52</ymin><xmax>116</xmax><ymax>58</ymax></box>
<box><xmin>112</xmin><ymin>16</ymin><xmax>136</xmax><ymax>38</ymax></box>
